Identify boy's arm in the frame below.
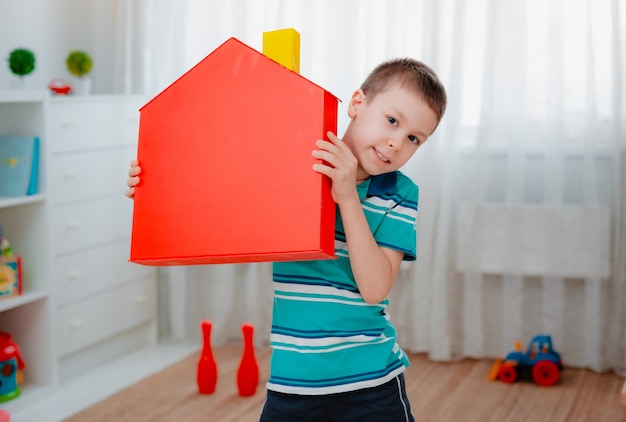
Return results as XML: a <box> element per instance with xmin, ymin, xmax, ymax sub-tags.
<box><xmin>312</xmin><ymin>132</ymin><xmax>403</xmax><ymax>304</ymax></box>
<box><xmin>338</xmin><ymin>195</ymin><xmax>404</xmax><ymax>303</ymax></box>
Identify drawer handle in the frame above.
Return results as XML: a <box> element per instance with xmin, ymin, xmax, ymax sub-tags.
<box><xmin>64</xmin><ymin>170</ymin><xmax>77</xmax><ymax>179</ymax></box>
<box><xmin>66</xmin><ymin>221</ymin><xmax>79</xmax><ymax>230</ymax></box>
<box><xmin>68</xmin><ymin>270</ymin><xmax>81</xmax><ymax>281</ymax></box>
<box><xmin>70</xmin><ymin>319</ymin><xmax>83</xmax><ymax>328</ymax></box>
<box><xmin>61</xmin><ymin>120</ymin><xmax>75</xmax><ymax>128</ymax></box>
<box><xmin>135</xmin><ymin>295</ymin><xmax>147</xmax><ymax>304</ymax></box>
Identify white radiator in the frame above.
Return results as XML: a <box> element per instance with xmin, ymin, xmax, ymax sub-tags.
<box><xmin>453</xmin><ymin>203</ymin><xmax>612</xmax><ymax>370</ymax></box>
<box><xmin>455</xmin><ymin>203</ymin><xmax>611</xmax><ymax>278</ymax></box>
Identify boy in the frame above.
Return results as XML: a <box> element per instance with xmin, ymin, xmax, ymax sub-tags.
<box><xmin>127</xmin><ymin>58</ymin><xmax>446</xmax><ymax>421</ymax></box>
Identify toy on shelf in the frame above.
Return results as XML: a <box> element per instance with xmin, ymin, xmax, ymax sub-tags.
<box><xmin>197</xmin><ymin>320</ymin><xmax>217</xmax><ymax>394</ymax></box>
<box><xmin>48</xmin><ymin>78</ymin><xmax>73</xmax><ymax>96</ymax></box>
<box><xmin>0</xmin><ymin>135</ymin><xmax>40</xmax><ymax>198</ymax></box>
<box><xmin>0</xmin><ymin>332</ymin><xmax>25</xmax><ymax>403</ymax></box>
<box><xmin>0</xmin><ymin>226</ymin><xmax>22</xmax><ymax>299</ymax></box>
<box><xmin>488</xmin><ymin>334</ymin><xmax>563</xmax><ymax>386</ymax></box>
<box><xmin>237</xmin><ymin>322</ymin><xmax>259</xmax><ymax>397</ymax></box>
<box><xmin>0</xmin><ymin>226</ymin><xmax>13</xmax><ymax>258</ymax></box>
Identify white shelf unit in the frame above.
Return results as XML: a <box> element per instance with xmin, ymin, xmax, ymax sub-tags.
<box><xmin>0</xmin><ymin>90</ymin><xmax>56</xmax><ymax>411</ymax></box>
<box><xmin>0</xmin><ymin>92</ymin><xmax>157</xmax><ymax>414</ymax></box>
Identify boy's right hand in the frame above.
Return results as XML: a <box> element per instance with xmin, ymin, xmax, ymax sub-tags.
<box><xmin>125</xmin><ymin>159</ymin><xmax>141</xmax><ymax>199</ymax></box>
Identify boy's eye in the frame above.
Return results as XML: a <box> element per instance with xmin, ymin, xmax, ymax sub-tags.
<box><xmin>408</xmin><ymin>135</ymin><xmax>419</xmax><ymax>145</ymax></box>
<box><xmin>387</xmin><ymin>116</ymin><xmax>397</xmax><ymax>125</ymax></box>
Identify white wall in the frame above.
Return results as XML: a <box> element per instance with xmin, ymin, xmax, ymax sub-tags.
<box><xmin>0</xmin><ymin>0</ymin><xmax>116</xmax><ymax>93</ymax></box>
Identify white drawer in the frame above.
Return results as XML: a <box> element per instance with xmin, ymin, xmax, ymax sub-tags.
<box><xmin>55</xmin><ymin>239</ymin><xmax>155</xmax><ymax>306</ymax></box>
<box><xmin>49</xmin><ymin>147</ymin><xmax>137</xmax><ymax>204</ymax></box>
<box><xmin>52</xmin><ymin>196</ymin><xmax>133</xmax><ymax>255</ymax></box>
<box><xmin>57</xmin><ymin>278</ymin><xmax>155</xmax><ymax>357</ymax></box>
<box><xmin>48</xmin><ymin>98</ymin><xmax>143</xmax><ymax>153</ymax></box>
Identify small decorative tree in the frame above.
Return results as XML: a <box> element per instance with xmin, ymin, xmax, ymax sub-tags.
<box><xmin>65</xmin><ymin>50</ymin><xmax>93</xmax><ymax>78</ymax></box>
<box><xmin>8</xmin><ymin>48</ymin><xmax>36</xmax><ymax>77</ymax></box>
<box><xmin>66</xmin><ymin>50</ymin><xmax>93</xmax><ymax>95</ymax></box>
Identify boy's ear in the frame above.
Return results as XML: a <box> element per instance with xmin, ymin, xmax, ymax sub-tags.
<box><xmin>348</xmin><ymin>89</ymin><xmax>366</xmax><ymax>118</ymax></box>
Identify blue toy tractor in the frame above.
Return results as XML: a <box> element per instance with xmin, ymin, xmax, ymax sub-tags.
<box><xmin>488</xmin><ymin>334</ymin><xmax>563</xmax><ymax>386</ymax></box>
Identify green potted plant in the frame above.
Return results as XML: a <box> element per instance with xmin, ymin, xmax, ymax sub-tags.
<box><xmin>7</xmin><ymin>48</ymin><xmax>36</xmax><ymax>88</ymax></box>
<box><xmin>65</xmin><ymin>50</ymin><xmax>93</xmax><ymax>95</ymax></box>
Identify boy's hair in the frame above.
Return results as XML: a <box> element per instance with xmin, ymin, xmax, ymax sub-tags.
<box><xmin>360</xmin><ymin>58</ymin><xmax>447</xmax><ymax>124</ymax></box>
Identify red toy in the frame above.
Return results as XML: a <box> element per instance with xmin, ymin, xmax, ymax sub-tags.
<box><xmin>488</xmin><ymin>335</ymin><xmax>563</xmax><ymax>386</ymax></box>
<box><xmin>129</xmin><ymin>34</ymin><xmax>339</xmax><ymax>266</ymax></box>
<box><xmin>48</xmin><ymin>78</ymin><xmax>73</xmax><ymax>95</ymax></box>
<box><xmin>0</xmin><ymin>332</ymin><xmax>25</xmax><ymax>403</ymax></box>
<box><xmin>197</xmin><ymin>320</ymin><xmax>217</xmax><ymax>394</ymax></box>
<box><xmin>237</xmin><ymin>322</ymin><xmax>259</xmax><ymax>396</ymax></box>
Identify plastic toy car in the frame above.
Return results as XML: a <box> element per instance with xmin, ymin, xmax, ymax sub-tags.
<box><xmin>48</xmin><ymin>78</ymin><xmax>73</xmax><ymax>95</ymax></box>
<box><xmin>488</xmin><ymin>334</ymin><xmax>563</xmax><ymax>386</ymax></box>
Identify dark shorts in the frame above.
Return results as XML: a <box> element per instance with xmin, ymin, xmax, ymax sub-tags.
<box><xmin>259</xmin><ymin>373</ymin><xmax>415</xmax><ymax>422</ymax></box>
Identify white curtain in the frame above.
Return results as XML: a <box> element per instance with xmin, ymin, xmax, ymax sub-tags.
<box><xmin>114</xmin><ymin>0</ymin><xmax>626</xmax><ymax>374</ymax></box>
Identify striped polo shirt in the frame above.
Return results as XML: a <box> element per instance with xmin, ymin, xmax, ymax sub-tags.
<box><xmin>268</xmin><ymin>171</ymin><xmax>418</xmax><ymax>395</ymax></box>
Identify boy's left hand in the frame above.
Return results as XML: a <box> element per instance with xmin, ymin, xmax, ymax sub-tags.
<box><xmin>312</xmin><ymin>131</ymin><xmax>359</xmax><ymax>204</ymax></box>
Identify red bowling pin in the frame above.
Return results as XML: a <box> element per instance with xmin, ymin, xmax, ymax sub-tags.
<box><xmin>237</xmin><ymin>322</ymin><xmax>259</xmax><ymax>397</ymax></box>
<box><xmin>197</xmin><ymin>320</ymin><xmax>217</xmax><ymax>394</ymax></box>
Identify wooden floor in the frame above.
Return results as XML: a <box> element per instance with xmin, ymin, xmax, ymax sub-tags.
<box><xmin>66</xmin><ymin>344</ymin><xmax>626</xmax><ymax>422</ymax></box>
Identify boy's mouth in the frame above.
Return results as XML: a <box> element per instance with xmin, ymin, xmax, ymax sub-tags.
<box><xmin>375</xmin><ymin>148</ymin><xmax>390</xmax><ymax>163</ymax></box>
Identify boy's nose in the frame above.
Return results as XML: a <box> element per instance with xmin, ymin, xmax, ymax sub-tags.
<box><xmin>388</xmin><ymin>136</ymin><xmax>401</xmax><ymax>150</ymax></box>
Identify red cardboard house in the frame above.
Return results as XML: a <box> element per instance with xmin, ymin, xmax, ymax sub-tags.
<box><xmin>130</xmin><ymin>37</ymin><xmax>339</xmax><ymax>265</ymax></box>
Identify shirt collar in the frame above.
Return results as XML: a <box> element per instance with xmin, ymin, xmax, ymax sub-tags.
<box><xmin>366</xmin><ymin>171</ymin><xmax>398</xmax><ymax>196</ymax></box>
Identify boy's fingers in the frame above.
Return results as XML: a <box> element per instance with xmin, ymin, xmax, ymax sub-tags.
<box><xmin>327</xmin><ymin>131</ymin><xmax>340</xmax><ymax>143</ymax></box>
<box><xmin>315</xmin><ymin>139</ymin><xmax>334</xmax><ymax>150</ymax></box>
<box><xmin>127</xmin><ymin>176</ymin><xmax>140</xmax><ymax>188</ymax></box>
<box><xmin>128</xmin><ymin>166</ymin><xmax>141</xmax><ymax>177</ymax></box>
<box><xmin>312</xmin><ymin>149</ymin><xmax>339</xmax><ymax>166</ymax></box>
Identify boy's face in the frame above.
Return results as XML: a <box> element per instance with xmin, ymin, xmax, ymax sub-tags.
<box><xmin>343</xmin><ymin>82</ymin><xmax>439</xmax><ymax>181</ymax></box>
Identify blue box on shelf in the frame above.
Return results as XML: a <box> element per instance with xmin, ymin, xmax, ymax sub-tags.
<box><xmin>0</xmin><ymin>136</ymin><xmax>40</xmax><ymax>198</ymax></box>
